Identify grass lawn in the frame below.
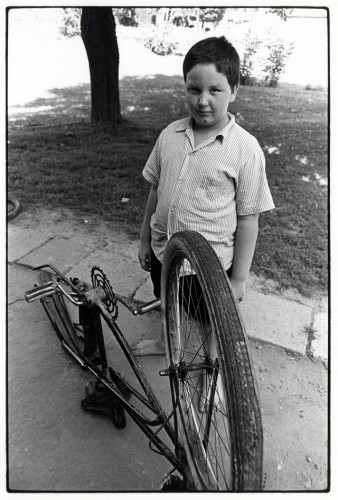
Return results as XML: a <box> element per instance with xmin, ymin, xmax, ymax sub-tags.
<box><xmin>8</xmin><ymin>74</ymin><xmax>328</xmax><ymax>298</ymax></box>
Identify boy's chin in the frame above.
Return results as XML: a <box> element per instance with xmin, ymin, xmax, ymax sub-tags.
<box><xmin>192</xmin><ymin>113</ymin><xmax>229</xmax><ymax>130</ymax></box>
<box><xmin>193</xmin><ymin>116</ymin><xmax>214</xmax><ymax>128</ymax></box>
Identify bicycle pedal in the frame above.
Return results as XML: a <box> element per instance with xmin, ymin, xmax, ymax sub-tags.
<box><xmin>84</xmin><ymin>381</ymin><xmax>97</xmax><ymax>398</ymax></box>
<box><xmin>81</xmin><ymin>389</ymin><xmax>126</xmax><ymax>429</ymax></box>
<box><xmin>90</xmin><ymin>353</ymin><xmax>102</xmax><ymax>365</ymax></box>
<box><xmin>160</xmin><ymin>473</ymin><xmax>186</xmax><ymax>491</ymax></box>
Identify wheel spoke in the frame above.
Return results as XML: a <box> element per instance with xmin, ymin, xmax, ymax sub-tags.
<box><xmin>167</xmin><ymin>256</ymin><xmax>232</xmax><ymax>489</ymax></box>
<box><xmin>163</xmin><ymin>232</ymin><xmax>263</xmax><ymax>491</ymax></box>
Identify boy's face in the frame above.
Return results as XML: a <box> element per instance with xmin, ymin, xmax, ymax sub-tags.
<box><xmin>185</xmin><ymin>63</ymin><xmax>238</xmax><ymax>131</ymax></box>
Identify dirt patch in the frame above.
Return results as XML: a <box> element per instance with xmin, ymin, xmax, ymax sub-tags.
<box><xmin>250</xmin><ymin>339</ymin><xmax>328</xmax><ymax>491</ymax></box>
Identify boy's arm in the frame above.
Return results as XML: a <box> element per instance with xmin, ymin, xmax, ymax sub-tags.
<box><xmin>138</xmin><ymin>185</ymin><xmax>158</xmax><ymax>271</ymax></box>
<box><xmin>230</xmin><ymin>213</ymin><xmax>259</xmax><ymax>301</ymax></box>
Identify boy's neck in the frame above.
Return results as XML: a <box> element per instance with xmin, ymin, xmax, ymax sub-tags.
<box><xmin>192</xmin><ymin>114</ymin><xmax>230</xmax><ymax>147</ymax></box>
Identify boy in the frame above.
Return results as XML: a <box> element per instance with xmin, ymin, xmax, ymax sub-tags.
<box><xmin>133</xmin><ymin>36</ymin><xmax>274</xmax><ymax>356</ymax></box>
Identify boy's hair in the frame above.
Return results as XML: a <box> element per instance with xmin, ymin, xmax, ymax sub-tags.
<box><xmin>183</xmin><ymin>36</ymin><xmax>240</xmax><ymax>91</ymax></box>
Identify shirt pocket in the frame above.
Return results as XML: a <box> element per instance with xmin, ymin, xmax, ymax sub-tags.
<box><xmin>196</xmin><ymin>171</ymin><xmax>235</xmax><ymax>204</ymax></box>
<box><xmin>195</xmin><ymin>176</ymin><xmax>223</xmax><ymax>201</ymax></box>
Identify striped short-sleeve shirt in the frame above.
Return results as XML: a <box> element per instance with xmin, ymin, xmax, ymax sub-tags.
<box><xmin>143</xmin><ymin>113</ymin><xmax>275</xmax><ymax>270</ymax></box>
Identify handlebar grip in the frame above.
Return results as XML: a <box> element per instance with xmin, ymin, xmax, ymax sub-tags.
<box><xmin>25</xmin><ymin>281</ymin><xmax>56</xmax><ymax>302</ymax></box>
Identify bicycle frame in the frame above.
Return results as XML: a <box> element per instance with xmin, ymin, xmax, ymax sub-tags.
<box><xmin>25</xmin><ymin>264</ymin><xmax>186</xmax><ymax>478</ymax></box>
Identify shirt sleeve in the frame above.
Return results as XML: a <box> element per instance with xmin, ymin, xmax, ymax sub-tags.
<box><xmin>236</xmin><ymin>143</ymin><xmax>275</xmax><ymax>216</ymax></box>
<box><xmin>142</xmin><ymin>132</ymin><xmax>163</xmax><ymax>188</ymax></box>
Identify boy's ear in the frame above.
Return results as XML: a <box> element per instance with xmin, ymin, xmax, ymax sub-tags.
<box><xmin>230</xmin><ymin>85</ymin><xmax>239</xmax><ymax>102</ymax></box>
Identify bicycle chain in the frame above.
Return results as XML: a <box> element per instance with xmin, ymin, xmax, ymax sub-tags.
<box><xmin>91</xmin><ymin>266</ymin><xmax>118</xmax><ymax>320</ymax></box>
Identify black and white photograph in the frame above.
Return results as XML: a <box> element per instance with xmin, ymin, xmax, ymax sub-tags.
<box><xmin>6</xmin><ymin>1</ymin><xmax>331</xmax><ymax>494</ymax></box>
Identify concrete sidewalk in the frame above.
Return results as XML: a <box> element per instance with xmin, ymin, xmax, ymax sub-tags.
<box><xmin>7</xmin><ymin>207</ymin><xmax>329</xmax><ymax>491</ymax></box>
<box><xmin>8</xmin><ymin>207</ymin><xmax>328</xmax><ymax>363</ymax></box>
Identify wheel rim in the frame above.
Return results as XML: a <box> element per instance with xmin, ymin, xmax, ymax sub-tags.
<box><xmin>167</xmin><ymin>256</ymin><xmax>233</xmax><ymax>490</ymax></box>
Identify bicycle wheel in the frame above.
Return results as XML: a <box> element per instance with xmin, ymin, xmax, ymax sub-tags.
<box><xmin>161</xmin><ymin>231</ymin><xmax>263</xmax><ymax>491</ymax></box>
<box><xmin>7</xmin><ymin>194</ymin><xmax>22</xmax><ymax>221</ymax></box>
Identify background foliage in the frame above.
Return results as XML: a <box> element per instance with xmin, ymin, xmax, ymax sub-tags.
<box><xmin>59</xmin><ymin>7</ymin><xmax>295</xmax><ymax>86</ymax></box>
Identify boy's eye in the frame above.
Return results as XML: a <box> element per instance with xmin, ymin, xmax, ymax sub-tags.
<box><xmin>210</xmin><ymin>88</ymin><xmax>221</xmax><ymax>94</ymax></box>
<box><xmin>188</xmin><ymin>87</ymin><xmax>199</xmax><ymax>94</ymax></box>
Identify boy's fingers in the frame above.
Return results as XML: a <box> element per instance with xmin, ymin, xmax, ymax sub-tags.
<box><xmin>139</xmin><ymin>255</ymin><xmax>151</xmax><ymax>272</ymax></box>
<box><xmin>229</xmin><ymin>279</ymin><xmax>246</xmax><ymax>303</ymax></box>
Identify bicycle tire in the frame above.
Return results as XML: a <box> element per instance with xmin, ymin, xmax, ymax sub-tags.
<box><xmin>161</xmin><ymin>231</ymin><xmax>263</xmax><ymax>491</ymax></box>
<box><xmin>7</xmin><ymin>194</ymin><xmax>22</xmax><ymax>221</ymax></box>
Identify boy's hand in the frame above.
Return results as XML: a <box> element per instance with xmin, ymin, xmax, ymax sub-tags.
<box><xmin>229</xmin><ymin>278</ymin><xmax>246</xmax><ymax>303</ymax></box>
<box><xmin>138</xmin><ymin>241</ymin><xmax>152</xmax><ymax>272</ymax></box>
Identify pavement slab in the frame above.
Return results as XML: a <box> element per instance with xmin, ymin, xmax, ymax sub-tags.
<box><xmin>238</xmin><ymin>290</ymin><xmax>313</xmax><ymax>356</ymax></box>
<box><xmin>8</xmin><ymin>224</ymin><xmax>52</xmax><ymax>263</ymax></box>
<box><xmin>135</xmin><ymin>276</ymin><xmax>316</xmax><ymax>358</ymax></box>
<box><xmin>7</xmin><ymin>208</ymin><xmax>328</xmax><ymax>361</ymax></box>
<box><xmin>17</xmin><ymin>237</ymin><xmax>94</xmax><ymax>274</ymax></box>
<box><xmin>69</xmin><ymin>248</ymin><xmax>148</xmax><ymax>299</ymax></box>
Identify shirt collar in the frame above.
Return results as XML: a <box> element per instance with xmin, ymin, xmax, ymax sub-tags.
<box><xmin>175</xmin><ymin>113</ymin><xmax>236</xmax><ymax>142</ymax></box>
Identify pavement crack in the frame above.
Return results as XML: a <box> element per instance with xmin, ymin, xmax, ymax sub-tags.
<box><xmin>65</xmin><ymin>247</ymin><xmax>104</xmax><ymax>276</ymax></box>
<box><xmin>8</xmin><ymin>261</ymin><xmax>38</xmax><ymax>272</ymax></box>
<box><xmin>129</xmin><ymin>276</ymin><xmax>150</xmax><ymax>301</ymax></box>
<box><xmin>10</xmin><ymin>235</ymin><xmax>57</xmax><ymax>263</ymax></box>
<box><xmin>305</xmin><ymin>307</ymin><xmax>318</xmax><ymax>360</ymax></box>
<box><xmin>8</xmin><ymin>297</ymin><xmax>26</xmax><ymax>306</ymax></box>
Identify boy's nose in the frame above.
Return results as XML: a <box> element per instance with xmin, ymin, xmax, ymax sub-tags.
<box><xmin>198</xmin><ymin>94</ymin><xmax>208</xmax><ymax>107</ymax></box>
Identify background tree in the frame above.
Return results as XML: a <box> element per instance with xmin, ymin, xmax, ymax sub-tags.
<box><xmin>81</xmin><ymin>7</ymin><xmax>121</xmax><ymax>123</ymax></box>
<box><xmin>114</xmin><ymin>8</ymin><xmax>138</xmax><ymax>27</ymax></box>
<box><xmin>59</xmin><ymin>7</ymin><xmax>81</xmax><ymax>37</ymax></box>
<box><xmin>200</xmin><ymin>8</ymin><xmax>226</xmax><ymax>29</ymax></box>
<box><xmin>268</xmin><ymin>8</ymin><xmax>293</xmax><ymax>21</ymax></box>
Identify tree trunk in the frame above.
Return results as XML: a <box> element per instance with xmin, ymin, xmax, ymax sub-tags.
<box><xmin>81</xmin><ymin>7</ymin><xmax>122</xmax><ymax>123</ymax></box>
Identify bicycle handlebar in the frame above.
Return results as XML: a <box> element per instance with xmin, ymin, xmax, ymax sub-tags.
<box><xmin>25</xmin><ymin>281</ymin><xmax>85</xmax><ymax>306</ymax></box>
<box><xmin>25</xmin><ymin>264</ymin><xmax>161</xmax><ymax>315</ymax></box>
<box><xmin>25</xmin><ymin>281</ymin><xmax>56</xmax><ymax>302</ymax></box>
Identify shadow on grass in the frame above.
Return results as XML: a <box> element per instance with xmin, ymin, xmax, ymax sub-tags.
<box><xmin>8</xmin><ymin>74</ymin><xmax>186</xmax><ymax>130</ymax></box>
<box><xmin>7</xmin><ymin>75</ymin><xmax>328</xmax><ymax>295</ymax></box>
<box><xmin>8</xmin><ymin>84</ymin><xmax>91</xmax><ymax>126</ymax></box>
<box><xmin>7</xmin><ymin>74</ymin><xmax>188</xmax><ymax>236</ymax></box>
